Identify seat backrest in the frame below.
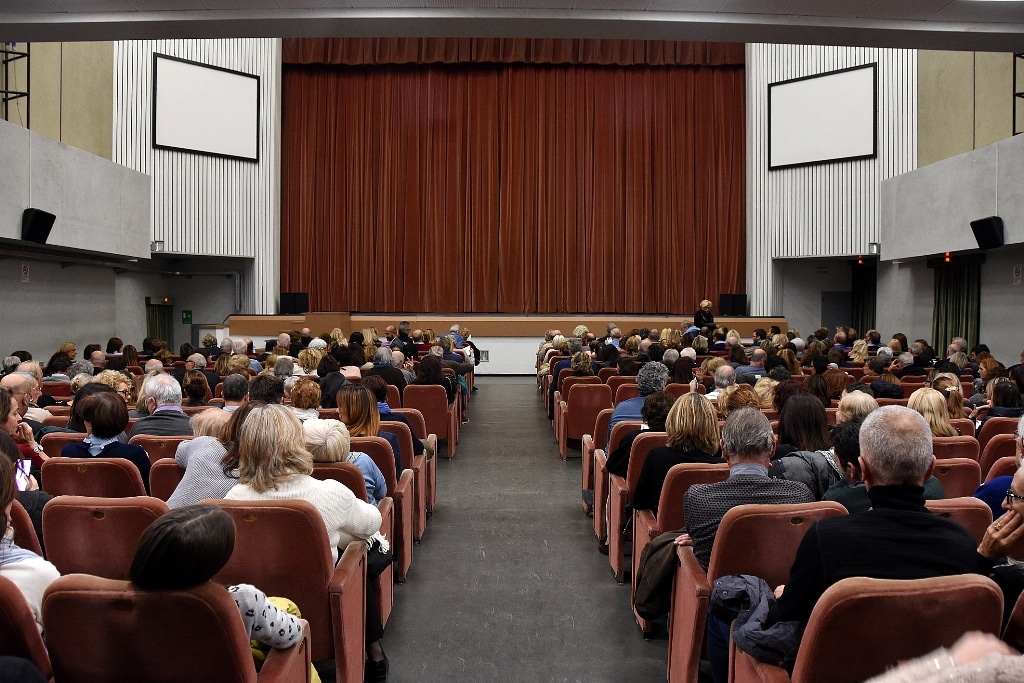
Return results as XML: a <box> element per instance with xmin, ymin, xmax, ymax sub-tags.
<box><xmin>598</xmin><ymin>367</ymin><xmax>618</xmax><ymax>381</ymax></box>
<box><xmin>42</xmin><ymin>414</ymin><xmax>70</xmax><ymax>428</ymax></box>
<box><xmin>351</xmin><ymin>435</ymin><xmax>398</xmax><ymax>493</ymax></box>
<box><xmin>925</xmin><ymin>497</ymin><xmax>993</xmax><ymax>544</ymax></box>
<box><xmin>39</xmin><ymin>431</ymin><xmax>88</xmax><ymax>460</ymax></box>
<box><xmin>614</xmin><ymin>383</ymin><xmax>641</xmax><ymax>405</ymax></box>
<box><xmin>1003</xmin><ymin>589</ymin><xmax>1024</xmax><ymax>652</ymax></box>
<box><xmin>979</xmin><ymin>417</ymin><xmax>1021</xmax><ymax>453</ymax></box>
<box><xmin>148</xmin><ymin>458</ymin><xmax>186</xmax><ymax>502</ymax></box>
<box><xmin>381</xmin><ymin>420</ymin><xmax>415</xmax><ymax>471</ymax></box>
<box><xmin>42</xmin><ymin>575</ymin><xmax>264</xmax><ymax>683</ymax></box>
<box><xmin>606</xmin><ymin>375</ymin><xmax>638</xmax><ymax>397</ymax></box>
<box><xmin>652</xmin><ymin>462</ymin><xmax>730</xmax><ymax>532</ymax></box>
<box><xmin>624</xmin><ymin>432</ymin><xmax>669</xmax><ymax>494</ymax></box>
<box><xmin>129</xmin><ymin>435</ymin><xmax>194</xmax><ymax>465</ymax></box>
<box><xmin>0</xmin><ymin>576</ymin><xmax>50</xmax><ymax>678</ymax></box>
<box><xmin>791</xmin><ymin>575</ymin><xmax>1003</xmax><ymax>683</ymax></box>
<box><xmin>10</xmin><ymin>499</ymin><xmax>42</xmax><ymax>556</ymax></box>
<box><xmin>665</xmin><ymin>383</ymin><xmax>693</xmax><ymax>399</ymax></box>
<box><xmin>950</xmin><ymin>417</ymin><xmax>976</xmax><ymax>437</ymax></box>
<box><xmin>41</xmin><ymin>457</ymin><xmax>147</xmax><ymax>497</ymax></box>
<box><xmin>931</xmin><ymin>435</ymin><xmax>980</xmax><ymax>462</ymax></box>
<box><xmin>554</xmin><ymin>367</ymin><xmax>572</xmax><ymax>393</ymax></box>
<box><xmin>560</xmin><ymin>375</ymin><xmax>601</xmax><ymax>401</ymax></box>
<box><xmin>42</xmin><ymin>496</ymin><xmax>169</xmax><ymax>579</ymax></box>
<box><xmin>386</xmin><ymin>383</ymin><xmax>401</xmax><ymax>409</ymax></box>
<box><xmin>607</xmin><ymin>420</ymin><xmax>643</xmax><ymax>455</ymax></box>
<box><xmin>317</xmin><ymin>407</ymin><xmax>340</xmax><ymax>420</ymax></box>
<box><xmin>708</xmin><ymin>502</ymin><xmax>847</xmax><ymax>586</ymax></box>
<box><xmin>931</xmin><ymin>457</ymin><xmax>983</xmax><ymax>498</ymax></box>
<box><xmin>311</xmin><ymin>462</ymin><xmax>369</xmax><ymax>501</ymax></box>
<box><xmin>390</xmin><ymin>408</ymin><xmax>427</xmax><ymax>440</ymax></box>
<box><xmin>979</xmin><ymin>433</ymin><xmax>1018</xmax><ymax>478</ymax></box>
<box><xmin>207</xmin><ymin>498</ymin><xmax>338</xmax><ymax>662</ymax></box>
<box><xmin>565</xmin><ymin>384</ymin><xmax>613</xmax><ymax>441</ymax></box>
<box><xmin>589</xmin><ymin>408</ymin><xmax>614</xmax><ymax>452</ymax></box>
<box><xmin>402</xmin><ymin>384</ymin><xmax>450</xmax><ymax>439</ymax></box>
<box><xmin>986</xmin><ymin>455</ymin><xmax>1018</xmax><ymax>482</ymax></box>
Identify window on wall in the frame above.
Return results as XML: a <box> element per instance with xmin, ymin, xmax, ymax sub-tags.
<box><xmin>930</xmin><ymin>258</ymin><xmax>982</xmax><ymax>354</ymax></box>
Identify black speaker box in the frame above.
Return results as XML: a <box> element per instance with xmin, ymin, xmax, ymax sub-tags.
<box><xmin>970</xmin><ymin>216</ymin><xmax>1004</xmax><ymax>250</ymax></box>
<box><xmin>718</xmin><ymin>293</ymin><xmax>748</xmax><ymax>316</ymax></box>
<box><xmin>22</xmin><ymin>208</ymin><xmax>56</xmax><ymax>245</ymax></box>
<box><xmin>281</xmin><ymin>292</ymin><xmax>309</xmax><ymax>315</ymax></box>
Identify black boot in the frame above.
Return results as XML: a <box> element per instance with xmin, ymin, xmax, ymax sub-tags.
<box><xmin>365</xmin><ymin>655</ymin><xmax>388</xmax><ymax>683</ymax></box>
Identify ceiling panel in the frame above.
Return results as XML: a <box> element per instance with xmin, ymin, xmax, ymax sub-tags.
<box><xmin>126</xmin><ymin>0</ymin><xmax>208</xmax><ymax>10</ymax></box>
<box><xmin>3</xmin><ymin>0</ymin><xmax>65</xmax><ymax>12</ymax></box>
<box><xmin>929</xmin><ymin>0</ymin><xmax>1024</xmax><ymax>23</ymax></box>
<box><xmin>789</xmin><ymin>0</ymin><xmax>876</xmax><ymax>19</ymax></box>
<box><xmin>53</xmin><ymin>0</ymin><xmax>137</xmax><ymax>10</ymax></box>
<box><xmin>201</xmin><ymin>0</ymin><xmax>280</xmax><ymax>8</ymax></box>
<box><xmin>714</xmin><ymin>0</ymin><xmax>803</xmax><ymax>17</ymax></box>
<box><xmin>859</xmin><ymin>0</ymin><xmax>952</xmax><ymax>22</ymax></box>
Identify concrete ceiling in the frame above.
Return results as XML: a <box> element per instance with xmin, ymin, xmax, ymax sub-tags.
<box><xmin>2</xmin><ymin>0</ymin><xmax>1024</xmax><ymax>51</ymax></box>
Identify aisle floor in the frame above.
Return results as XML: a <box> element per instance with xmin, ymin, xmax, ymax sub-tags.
<box><xmin>383</xmin><ymin>377</ymin><xmax>668</xmax><ymax>682</ymax></box>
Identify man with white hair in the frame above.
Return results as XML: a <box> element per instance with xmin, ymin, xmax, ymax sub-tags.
<box><xmin>88</xmin><ymin>349</ymin><xmax>106</xmax><ymax>374</ymax></box>
<box><xmin>607</xmin><ymin>362</ymin><xmax>669</xmax><ymax>441</ymax></box>
<box><xmin>0</xmin><ymin>371</ymin><xmax>52</xmax><ymax>424</ymax></box>
<box><xmin>705</xmin><ymin>365</ymin><xmax>736</xmax><ymax>400</ymax></box>
<box><xmin>448</xmin><ymin>324</ymin><xmax>464</xmax><ymax>348</ymax></box>
<box><xmin>363</xmin><ymin>346</ymin><xmax>407</xmax><ymax>393</ymax></box>
<box><xmin>144</xmin><ymin>358</ymin><xmax>164</xmax><ymax>374</ymax></box>
<box><xmin>767</xmin><ymin>406</ymin><xmax>981</xmax><ymax>638</ymax></box>
<box><xmin>172</xmin><ymin>353</ymin><xmax>221</xmax><ymax>390</ymax></box>
<box><xmin>232</xmin><ymin>338</ymin><xmax>263</xmax><ymax>374</ymax></box>
<box><xmin>391</xmin><ymin>350</ymin><xmax>415</xmax><ymax>383</ymax></box>
<box><xmin>129</xmin><ymin>373</ymin><xmax>193</xmax><ymax>438</ymax></box>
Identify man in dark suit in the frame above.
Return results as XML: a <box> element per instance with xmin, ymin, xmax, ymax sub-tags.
<box><xmin>172</xmin><ymin>353</ymin><xmax>221</xmax><ymax>391</ymax></box>
<box><xmin>363</xmin><ymin>347</ymin><xmax>407</xmax><ymax>394</ymax></box>
<box><xmin>769</xmin><ymin>406</ymin><xmax>982</xmax><ymax>633</ymax></box>
<box><xmin>129</xmin><ymin>373</ymin><xmax>193</xmax><ymax>438</ymax></box>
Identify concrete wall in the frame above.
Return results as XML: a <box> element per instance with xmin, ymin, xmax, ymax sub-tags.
<box><xmin>0</xmin><ymin>119</ymin><xmax>150</xmax><ymax>259</ymax></box>
<box><xmin>978</xmin><ymin>243</ymin><xmax>1024</xmax><ymax>363</ymax></box>
<box><xmin>775</xmin><ymin>258</ymin><xmax>853</xmax><ymax>339</ymax></box>
<box><xmin>918</xmin><ymin>51</ymin><xmax>1013</xmax><ymax>168</ymax></box>
<box><xmin>874</xmin><ymin>260</ymin><xmax>935</xmax><ymax>350</ymax></box>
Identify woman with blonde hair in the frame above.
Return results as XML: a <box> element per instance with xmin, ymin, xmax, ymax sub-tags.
<box><xmin>303</xmin><ymin>418</ymin><xmax>387</xmax><ymax>506</ymax></box>
<box><xmin>694</xmin><ymin>300</ymin><xmax>714</xmax><ymax>329</ymax></box>
<box><xmin>260</xmin><ymin>354</ymin><xmax>278</xmax><ymax>375</ymax></box>
<box><xmin>224</xmin><ymin>403</ymin><xmax>389</xmax><ymax>678</ymax></box>
<box><xmin>630</xmin><ymin>393</ymin><xmax>723</xmax><ymax>513</ymax></box>
<box><xmin>570</xmin><ymin>351</ymin><xmax>594</xmax><ymax>376</ymax></box>
<box><xmin>91</xmin><ymin>369</ymin><xmax>134</xmax><ymax>404</ymax></box>
<box><xmin>848</xmin><ymin>339</ymin><xmax>870</xmax><ymax>364</ymax></box>
<box><xmin>931</xmin><ymin>373</ymin><xmax>968</xmax><ymax>419</ymax></box>
<box><xmin>621</xmin><ymin>335</ymin><xmax>641</xmax><ymax>356</ymax></box>
<box><xmin>330</xmin><ymin>328</ymin><xmax>347</xmax><ymax>347</ymax></box>
<box><xmin>908</xmin><ymin>387</ymin><xmax>958</xmax><ymax>437</ymax></box>
<box><xmin>56</xmin><ymin>341</ymin><xmax>77</xmax><ymax>360</ymax></box>
<box><xmin>778</xmin><ymin>349</ymin><xmax>802</xmax><ymax>377</ymax></box>
<box><xmin>753</xmin><ymin>377</ymin><xmax>778</xmax><ymax>409</ymax></box>
<box><xmin>835</xmin><ymin>389</ymin><xmax>878</xmax><ymax>423</ymax></box>
<box><xmin>718</xmin><ymin>384</ymin><xmax>761</xmax><ymax>418</ymax></box>
<box><xmin>213</xmin><ymin>352</ymin><xmax>232</xmax><ymax>376</ymax></box>
<box><xmin>296</xmin><ymin>348</ymin><xmax>323</xmax><ymax>375</ymax></box>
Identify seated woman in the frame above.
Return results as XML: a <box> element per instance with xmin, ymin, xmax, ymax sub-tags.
<box><xmin>411</xmin><ymin>355</ymin><xmax>457</xmax><ymax>406</ymax></box>
<box><xmin>775</xmin><ymin>394</ymin><xmax>831</xmax><ymax>458</ymax></box>
<box><xmin>360</xmin><ymin>376</ymin><xmax>424</xmax><ymax>459</ymax></box>
<box><xmin>630</xmin><ymin>393</ymin><xmax>723</xmax><ymax>514</ymax></box>
<box><xmin>304</xmin><ymin>418</ymin><xmax>388</xmax><ymax>506</ymax></box>
<box><xmin>975</xmin><ymin>379</ymin><xmax>1024</xmax><ymax>436</ymax></box>
<box><xmin>166</xmin><ymin>407</ymin><xmax>235</xmax><ymax>509</ymax></box>
<box><xmin>835</xmin><ymin>387</ymin><xmax>878</xmax><ymax>424</ymax></box>
<box><xmin>605</xmin><ymin>391</ymin><xmax>676</xmax><ymax>479</ymax></box>
<box><xmin>181</xmin><ymin>370</ymin><xmax>212</xmax><ymax>407</ymax></box>
<box><xmin>286</xmin><ymin>377</ymin><xmax>321</xmax><ymax>423</ymax></box>
<box><xmin>127</xmin><ymin>505</ymin><xmax>308</xmax><ymax>670</ymax></box>
<box><xmin>61</xmin><ymin>392</ymin><xmax>151</xmax><ymax>488</ymax></box>
<box><xmin>0</xmin><ymin>451</ymin><xmax>59</xmax><ymax>630</ymax></box>
<box><xmin>224</xmin><ymin>404</ymin><xmax>387</xmax><ymax>680</ymax></box>
<box><xmin>337</xmin><ymin>385</ymin><xmax>403</xmax><ymax>474</ymax></box>
<box><xmin>804</xmin><ymin>373</ymin><xmax>832</xmax><ymax>408</ymax></box>
<box><xmin>908</xmin><ymin>387</ymin><xmax>958</xmax><ymax>437</ymax></box>
<box><xmin>91</xmin><ymin>370</ymin><xmax>136</xmax><ymax>406</ymax></box>
<box><xmin>930</xmin><ymin>373</ymin><xmax>969</xmax><ymax>421</ymax></box>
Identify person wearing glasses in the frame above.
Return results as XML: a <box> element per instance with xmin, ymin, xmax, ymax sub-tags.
<box><xmin>974</xmin><ymin>415</ymin><xmax>1024</xmax><ymax>520</ymax></box>
<box><xmin>752</xmin><ymin>407</ymin><xmax>984</xmax><ymax>671</ymax></box>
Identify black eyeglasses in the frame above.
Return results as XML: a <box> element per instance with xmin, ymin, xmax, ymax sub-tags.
<box><xmin>1006</xmin><ymin>490</ymin><xmax>1024</xmax><ymax>507</ymax></box>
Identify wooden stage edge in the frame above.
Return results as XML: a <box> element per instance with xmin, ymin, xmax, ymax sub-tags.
<box><xmin>228</xmin><ymin>314</ymin><xmax>788</xmax><ymax>340</ymax></box>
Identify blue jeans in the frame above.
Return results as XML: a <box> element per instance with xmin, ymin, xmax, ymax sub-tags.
<box><xmin>706</xmin><ymin>612</ymin><xmax>732</xmax><ymax>683</ymax></box>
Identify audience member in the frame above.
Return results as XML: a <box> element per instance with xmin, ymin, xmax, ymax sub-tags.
<box><xmin>167</xmin><ymin>403</ymin><xmax>247</xmax><ymax>509</ymax></box>
<box><xmin>62</xmin><ymin>391</ymin><xmax>151</xmax><ymax>487</ymax></box>
<box><xmin>606</xmin><ymin>391</ymin><xmax>675</xmax><ymax>479</ymax></box>
<box><xmin>304</xmin><ymin>418</ymin><xmax>388</xmax><ymax>506</ymax></box>
<box><xmin>249</xmin><ymin>375</ymin><xmax>285</xmax><ymax>405</ymax></box>
<box><xmin>607</xmin><ymin>362</ymin><xmax>669</xmax><ymax>442</ymax></box>
<box><xmin>129</xmin><ymin>374</ymin><xmax>193</xmax><ymax>438</ymax></box>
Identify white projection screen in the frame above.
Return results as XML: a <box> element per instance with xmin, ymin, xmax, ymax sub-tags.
<box><xmin>768</xmin><ymin>63</ymin><xmax>877</xmax><ymax>170</ymax></box>
<box><xmin>152</xmin><ymin>54</ymin><xmax>260</xmax><ymax>161</ymax></box>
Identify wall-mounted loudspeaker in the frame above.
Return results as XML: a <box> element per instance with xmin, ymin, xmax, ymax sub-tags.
<box><xmin>718</xmin><ymin>293</ymin><xmax>748</xmax><ymax>316</ymax></box>
<box><xmin>970</xmin><ymin>216</ymin><xmax>1004</xmax><ymax>250</ymax></box>
<box><xmin>22</xmin><ymin>209</ymin><xmax>56</xmax><ymax>245</ymax></box>
<box><xmin>281</xmin><ymin>292</ymin><xmax>309</xmax><ymax>315</ymax></box>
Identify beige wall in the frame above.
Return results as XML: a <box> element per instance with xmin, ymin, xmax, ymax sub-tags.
<box><xmin>3</xmin><ymin>42</ymin><xmax>113</xmax><ymax>160</ymax></box>
<box><xmin>918</xmin><ymin>50</ymin><xmax>1013</xmax><ymax>167</ymax></box>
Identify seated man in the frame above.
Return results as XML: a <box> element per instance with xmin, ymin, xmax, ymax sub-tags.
<box><xmin>363</xmin><ymin>347</ymin><xmax>407</xmax><ymax>395</ymax></box>
<box><xmin>606</xmin><ymin>362</ymin><xmax>669</xmax><ymax>442</ymax></box>
<box><xmin>705</xmin><ymin>365</ymin><xmax>736</xmax><ymax>401</ymax></box>
<box><xmin>767</xmin><ymin>406</ymin><xmax>982</xmax><ymax>650</ymax></box>
<box><xmin>735</xmin><ymin>349</ymin><xmax>768</xmax><ymax>385</ymax></box>
<box><xmin>129</xmin><ymin>374</ymin><xmax>194</xmax><ymax>438</ymax></box>
<box><xmin>220</xmin><ymin>374</ymin><xmax>250</xmax><ymax>413</ymax></box>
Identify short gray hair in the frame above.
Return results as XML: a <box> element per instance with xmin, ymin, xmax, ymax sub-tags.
<box><xmin>876</xmin><ymin>347</ymin><xmax>893</xmax><ymax>362</ymax></box>
<box><xmin>2</xmin><ymin>357</ymin><xmax>20</xmax><ymax>374</ymax></box>
<box><xmin>273</xmin><ymin>356</ymin><xmax>295</xmax><ymax>378</ymax></box>
<box><xmin>391</xmin><ymin>351</ymin><xmax>406</xmax><ymax>368</ymax></box>
<box><xmin>187</xmin><ymin>353</ymin><xmax>207</xmax><ymax>369</ymax></box>
<box><xmin>233</xmin><ymin>339</ymin><xmax>247</xmax><ymax>355</ymax></box>
<box><xmin>714</xmin><ymin>365</ymin><xmax>736</xmax><ymax>389</ymax></box>
<box><xmin>69</xmin><ymin>359</ymin><xmax>94</xmax><ymax>378</ymax></box>
<box><xmin>637</xmin><ymin>362</ymin><xmax>669</xmax><ymax>396</ymax></box>
<box><xmin>662</xmin><ymin>348</ymin><xmax>680</xmax><ymax>367</ymax></box>
<box><xmin>221</xmin><ymin>373</ymin><xmax>249</xmax><ymax>401</ymax></box>
<box><xmin>399</xmin><ymin>321</ymin><xmax>411</xmax><ymax>335</ymax></box>
<box><xmin>859</xmin><ymin>405</ymin><xmax>933</xmax><ymax>485</ymax></box>
<box><xmin>373</xmin><ymin>347</ymin><xmax>393</xmax><ymax>365</ymax></box>
<box><xmin>144</xmin><ymin>359</ymin><xmax>164</xmax><ymax>373</ymax></box>
<box><xmin>145</xmin><ymin>373</ymin><xmax>182</xmax><ymax>407</ymax></box>
<box><xmin>220</xmin><ymin>337</ymin><xmax>233</xmax><ymax>352</ymax></box>
<box><xmin>721</xmin><ymin>408</ymin><xmax>774</xmax><ymax>459</ymax></box>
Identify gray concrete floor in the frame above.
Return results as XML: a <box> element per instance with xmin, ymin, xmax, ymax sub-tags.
<box><xmin>383</xmin><ymin>377</ymin><xmax>668</xmax><ymax>682</ymax></box>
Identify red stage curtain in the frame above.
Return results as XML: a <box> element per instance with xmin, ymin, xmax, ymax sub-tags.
<box><xmin>281</xmin><ymin>39</ymin><xmax>745</xmax><ymax>314</ymax></box>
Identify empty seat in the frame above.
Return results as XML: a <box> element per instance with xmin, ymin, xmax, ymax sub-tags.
<box><xmin>129</xmin><ymin>434</ymin><xmax>193</xmax><ymax>465</ymax></box>
<box><xmin>41</xmin><ymin>457</ymin><xmax>147</xmax><ymax>497</ymax></box>
<box><xmin>932</xmin><ymin>435</ymin><xmax>980</xmax><ymax>461</ymax></box>
<box><xmin>979</xmin><ymin>432</ymin><xmax>1018</xmax><ymax>478</ymax></box>
<box><xmin>931</xmin><ymin>457</ymin><xmax>982</xmax><ymax>498</ymax></box>
<box><xmin>556</xmin><ymin>382</ymin><xmax>613</xmax><ymax>459</ymax></box>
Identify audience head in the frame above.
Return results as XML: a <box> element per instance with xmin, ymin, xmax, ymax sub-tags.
<box><xmin>836</xmin><ymin>389</ymin><xmax>878</xmax><ymax>424</ymax></box>
<box><xmin>830</xmin><ymin>418</ymin><xmax>865</xmax><ymax>480</ymax></box>
<box><xmin>778</xmin><ymin>394</ymin><xmax>831</xmax><ymax>452</ymax></box>
<box><xmin>859</xmin><ymin>405</ymin><xmax>934</xmax><ymax>487</ymax></box>
<box><xmin>77</xmin><ymin>391</ymin><xmax>129</xmax><ymax>439</ymax></box>
<box><xmin>908</xmin><ymin>387</ymin><xmax>958</xmax><ymax>437</ymax></box>
<box><xmin>636</xmin><ymin>362</ymin><xmax>669</xmax><ymax>397</ymax></box>
<box><xmin>128</xmin><ymin>504</ymin><xmax>236</xmax><ymax>590</ymax></box>
<box><xmin>190</xmin><ymin>407</ymin><xmax>231</xmax><ymax>438</ymax></box>
<box><xmin>235</xmin><ymin>403</ymin><xmax>313</xmax><ymax>492</ymax></box>
<box><xmin>720</xmin><ymin>408</ymin><xmax>775</xmax><ymax>463</ymax></box>
<box><xmin>360</xmin><ymin>375</ymin><xmax>389</xmax><ymax>403</ymax></box>
<box><xmin>713</xmin><ymin>365</ymin><xmax>736</xmax><ymax>391</ymax></box>
<box><xmin>990</xmin><ymin>378</ymin><xmax>1023</xmax><ymax>408</ymax></box>
<box><xmin>666</xmin><ymin>393</ymin><xmax>720</xmax><ymax>454</ymax></box>
<box><xmin>303</xmin><ymin>418</ymin><xmax>354</xmax><ymax>463</ymax></box>
<box><xmin>773</xmin><ymin>379</ymin><xmax>809</xmax><ymax>413</ymax></box>
<box><xmin>91</xmin><ymin>370</ymin><xmax>134</xmax><ymax>404</ymax></box>
<box><xmin>804</xmin><ymin>374</ymin><xmax>831</xmax><ymax>408</ymax></box>
<box><xmin>290</xmin><ymin>377</ymin><xmax>322</xmax><ymax>411</ymax></box>
<box><xmin>181</xmin><ymin>370</ymin><xmax>210</xmax><ymax>405</ymax></box>
<box><xmin>639</xmin><ymin>391</ymin><xmax>676</xmax><ymax>431</ymax></box>
<box><xmin>416</xmin><ymin>354</ymin><xmax>444</xmax><ymax>384</ymax></box>
<box><xmin>248</xmin><ymin>374</ymin><xmax>284</xmax><ymax>404</ymax></box>
<box><xmin>571</xmin><ymin>351</ymin><xmax>593</xmax><ymax>375</ymax></box>
<box><xmin>220</xmin><ymin>373</ymin><xmax>249</xmax><ymax>405</ymax></box>
<box><xmin>336</xmin><ymin>384</ymin><xmax>380</xmax><ymax>438</ymax></box>
<box><xmin>719</xmin><ymin>384</ymin><xmax>761</xmax><ymax>418</ymax></box>
<box><xmin>143</xmin><ymin>373</ymin><xmax>183</xmax><ymax>409</ymax></box>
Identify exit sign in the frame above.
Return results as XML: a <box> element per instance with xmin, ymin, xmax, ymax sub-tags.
<box><xmin>181</xmin><ymin>310</ymin><xmax>193</xmax><ymax>324</ymax></box>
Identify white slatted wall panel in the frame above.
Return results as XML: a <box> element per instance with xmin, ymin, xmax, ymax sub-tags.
<box><xmin>113</xmin><ymin>38</ymin><xmax>280</xmax><ymax>314</ymax></box>
<box><xmin>746</xmin><ymin>44</ymin><xmax>917</xmax><ymax>315</ymax></box>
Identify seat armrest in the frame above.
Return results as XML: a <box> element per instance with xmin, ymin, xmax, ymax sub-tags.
<box><xmin>377</xmin><ymin>496</ymin><xmax>394</xmax><ymax>545</ymax></box>
<box><xmin>328</xmin><ymin>542</ymin><xmax>368</xmax><ymax>683</ymax></box>
<box><xmin>729</xmin><ymin>643</ymin><xmax>792</xmax><ymax>683</ymax></box>
<box><xmin>668</xmin><ymin>547</ymin><xmax>712</xmax><ymax>683</ymax></box>
<box><xmin>257</xmin><ymin>618</ymin><xmax>312</xmax><ymax>683</ymax></box>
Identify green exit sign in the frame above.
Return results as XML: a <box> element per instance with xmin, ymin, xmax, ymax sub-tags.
<box><xmin>181</xmin><ymin>310</ymin><xmax>192</xmax><ymax>325</ymax></box>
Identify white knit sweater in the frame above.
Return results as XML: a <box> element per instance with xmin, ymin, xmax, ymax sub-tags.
<box><xmin>225</xmin><ymin>474</ymin><xmax>381</xmax><ymax>563</ymax></box>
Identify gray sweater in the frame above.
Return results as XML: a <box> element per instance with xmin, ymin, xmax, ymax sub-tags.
<box><xmin>167</xmin><ymin>436</ymin><xmax>238</xmax><ymax>509</ymax></box>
